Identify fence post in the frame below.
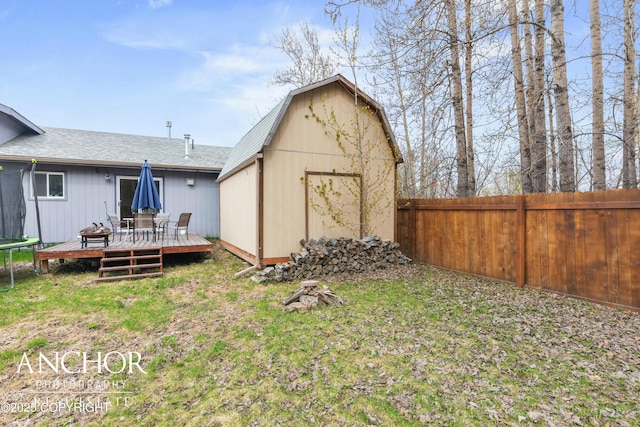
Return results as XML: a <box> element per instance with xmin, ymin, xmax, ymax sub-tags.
<box><xmin>516</xmin><ymin>195</ymin><xmax>526</xmax><ymax>287</ymax></box>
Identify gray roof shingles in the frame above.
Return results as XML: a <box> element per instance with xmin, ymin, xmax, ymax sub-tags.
<box><xmin>0</xmin><ymin>127</ymin><xmax>233</xmax><ymax>171</ymax></box>
<box><xmin>218</xmin><ymin>97</ymin><xmax>286</xmax><ymax>179</ymax></box>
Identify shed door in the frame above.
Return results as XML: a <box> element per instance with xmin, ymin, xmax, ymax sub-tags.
<box><xmin>305</xmin><ymin>172</ymin><xmax>362</xmax><ymax>241</ymax></box>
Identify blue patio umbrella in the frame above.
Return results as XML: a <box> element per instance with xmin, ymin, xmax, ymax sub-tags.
<box><xmin>131</xmin><ymin>160</ymin><xmax>162</xmax><ymax>212</ymax></box>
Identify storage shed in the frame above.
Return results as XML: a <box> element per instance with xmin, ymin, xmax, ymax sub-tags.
<box><xmin>218</xmin><ymin>74</ymin><xmax>403</xmax><ymax>267</ymax></box>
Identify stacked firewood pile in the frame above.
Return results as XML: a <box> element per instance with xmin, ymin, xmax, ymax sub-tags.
<box><xmin>283</xmin><ymin>280</ymin><xmax>344</xmax><ymax>312</ymax></box>
<box><xmin>253</xmin><ymin>236</ymin><xmax>411</xmax><ymax>282</ymax></box>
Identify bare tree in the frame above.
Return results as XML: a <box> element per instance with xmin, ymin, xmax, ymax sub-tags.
<box><xmin>590</xmin><ymin>0</ymin><xmax>606</xmax><ymax>190</ymax></box>
<box><xmin>550</xmin><ymin>0</ymin><xmax>575</xmax><ymax>192</ymax></box>
<box><xmin>270</xmin><ymin>22</ymin><xmax>338</xmax><ymax>88</ymax></box>
<box><xmin>547</xmin><ymin>79</ymin><xmax>558</xmax><ymax>192</ymax></box>
<box><xmin>369</xmin><ymin>8</ymin><xmax>417</xmax><ymax>198</ymax></box>
<box><xmin>464</xmin><ymin>0</ymin><xmax>476</xmax><ymax>196</ymax></box>
<box><xmin>622</xmin><ymin>0</ymin><xmax>638</xmax><ymax>188</ymax></box>
<box><xmin>508</xmin><ymin>0</ymin><xmax>533</xmax><ymax>193</ymax></box>
<box><xmin>531</xmin><ymin>0</ymin><xmax>548</xmax><ymax>192</ymax></box>
<box><xmin>447</xmin><ymin>0</ymin><xmax>471</xmax><ymax>197</ymax></box>
<box><xmin>303</xmin><ymin>7</ymin><xmax>397</xmax><ymax>237</ymax></box>
<box><xmin>324</xmin><ymin>0</ymin><xmax>636</xmax><ymax>197</ymax></box>
<box><xmin>523</xmin><ymin>0</ymin><xmax>537</xmax><ymax>190</ymax></box>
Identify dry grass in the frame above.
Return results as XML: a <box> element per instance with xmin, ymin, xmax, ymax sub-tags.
<box><xmin>0</xmin><ymin>240</ymin><xmax>639</xmax><ymax>426</ymax></box>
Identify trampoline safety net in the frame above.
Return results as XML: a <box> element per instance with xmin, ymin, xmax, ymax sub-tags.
<box><xmin>0</xmin><ymin>163</ymin><xmax>27</xmax><ymax>244</ymax></box>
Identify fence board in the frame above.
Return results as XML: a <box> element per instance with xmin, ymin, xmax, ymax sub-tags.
<box><xmin>481</xmin><ymin>199</ymin><xmax>491</xmax><ymax>277</ymax></box>
<box><xmin>545</xmin><ymin>202</ymin><xmax>564</xmax><ymax>289</ymax></box>
<box><xmin>628</xmin><ymin>204</ymin><xmax>640</xmax><ymax>309</ymax></box>
<box><xmin>470</xmin><ymin>208</ymin><xmax>481</xmax><ymax>275</ymax></box>
<box><xmin>604</xmin><ymin>191</ymin><xmax>621</xmax><ymax>304</ymax></box>
<box><xmin>612</xmin><ymin>193</ymin><xmax>632</xmax><ymax>307</ymax></box>
<box><xmin>583</xmin><ymin>193</ymin><xmax>608</xmax><ymax>302</ymax></box>
<box><xmin>436</xmin><ymin>208</ymin><xmax>446</xmax><ymax>267</ymax></box>
<box><xmin>564</xmin><ymin>205</ymin><xmax>578</xmax><ymax>297</ymax></box>
<box><xmin>573</xmin><ymin>193</ymin><xmax>589</xmax><ymax>299</ymax></box>
<box><xmin>452</xmin><ymin>208</ymin><xmax>464</xmax><ymax>272</ymax></box>
<box><xmin>537</xmin><ymin>194</ymin><xmax>550</xmax><ymax>289</ymax></box>
<box><xmin>505</xmin><ymin>196</ymin><xmax>517</xmax><ymax>282</ymax></box>
<box><xmin>526</xmin><ymin>193</ymin><xmax>542</xmax><ymax>287</ymax></box>
<box><xmin>397</xmin><ymin>189</ymin><xmax>640</xmax><ymax>311</ymax></box>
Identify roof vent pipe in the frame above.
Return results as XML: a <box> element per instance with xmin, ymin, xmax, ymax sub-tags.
<box><xmin>184</xmin><ymin>133</ymin><xmax>191</xmax><ymax>159</ymax></box>
<box><xmin>166</xmin><ymin>121</ymin><xmax>172</xmax><ymax>138</ymax></box>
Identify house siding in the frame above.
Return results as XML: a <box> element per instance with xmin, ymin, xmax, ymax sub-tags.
<box><xmin>160</xmin><ymin>169</ymin><xmax>221</xmax><ymax>239</ymax></box>
<box><xmin>0</xmin><ymin>114</ymin><xmax>24</xmax><ymax>145</ymax></box>
<box><xmin>19</xmin><ymin>163</ymin><xmax>221</xmax><ymax>243</ymax></box>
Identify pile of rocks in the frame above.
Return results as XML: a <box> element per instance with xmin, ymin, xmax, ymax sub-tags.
<box><xmin>283</xmin><ymin>280</ymin><xmax>344</xmax><ymax>312</ymax></box>
<box><xmin>253</xmin><ymin>236</ymin><xmax>411</xmax><ymax>282</ymax></box>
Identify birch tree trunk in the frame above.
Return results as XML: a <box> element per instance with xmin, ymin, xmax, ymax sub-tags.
<box><xmin>548</xmin><ymin>84</ymin><xmax>558</xmax><ymax>192</ymax></box>
<box><xmin>523</xmin><ymin>0</ymin><xmax>536</xmax><ymax>187</ymax></box>
<box><xmin>622</xmin><ymin>0</ymin><xmax>638</xmax><ymax>189</ymax></box>
<box><xmin>508</xmin><ymin>0</ymin><xmax>533</xmax><ymax>193</ymax></box>
<box><xmin>464</xmin><ymin>0</ymin><xmax>476</xmax><ymax>196</ymax></box>
<box><xmin>447</xmin><ymin>0</ymin><xmax>470</xmax><ymax>197</ymax></box>
<box><xmin>590</xmin><ymin>0</ymin><xmax>606</xmax><ymax>190</ymax></box>
<box><xmin>531</xmin><ymin>0</ymin><xmax>548</xmax><ymax>192</ymax></box>
<box><xmin>550</xmin><ymin>0</ymin><xmax>575</xmax><ymax>192</ymax></box>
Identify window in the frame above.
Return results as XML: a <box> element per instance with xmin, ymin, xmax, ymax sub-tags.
<box><xmin>34</xmin><ymin>172</ymin><xmax>65</xmax><ymax>199</ymax></box>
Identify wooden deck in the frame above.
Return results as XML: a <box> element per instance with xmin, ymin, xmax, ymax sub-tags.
<box><xmin>36</xmin><ymin>233</ymin><xmax>212</xmax><ymax>272</ymax></box>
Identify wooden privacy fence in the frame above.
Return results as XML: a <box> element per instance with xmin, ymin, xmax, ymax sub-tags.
<box><xmin>397</xmin><ymin>189</ymin><xmax>640</xmax><ymax>311</ymax></box>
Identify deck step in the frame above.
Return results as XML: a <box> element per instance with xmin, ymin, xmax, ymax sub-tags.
<box><xmin>98</xmin><ymin>263</ymin><xmax>163</xmax><ymax>272</ymax></box>
<box><xmin>99</xmin><ymin>254</ymin><xmax>161</xmax><ymax>263</ymax></box>
<box><xmin>96</xmin><ymin>272</ymin><xmax>163</xmax><ymax>282</ymax></box>
<box><xmin>97</xmin><ymin>248</ymin><xmax>163</xmax><ymax>282</ymax></box>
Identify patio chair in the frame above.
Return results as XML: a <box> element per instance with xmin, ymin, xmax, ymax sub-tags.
<box><xmin>133</xmin><ymin>212</ymin><xmax>155</xmax><ymax>241</ymax></box>
<box><xmin>107</xmin><ymin>213</ymin><xmax>124</xmax><ymax>241</ymax></box>
<box><xmin>169</xmin><ymin>213</ymin><xmax>192</xmax><ymax>241</ymax></box>
<box><xmin>154</xmin><ymin>213</ymin><xmax>171</xmax><ymax>242</ymax></box>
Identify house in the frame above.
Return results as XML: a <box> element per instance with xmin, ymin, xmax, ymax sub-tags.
<box><xmin>0</xmin><ymin>103</ymin><xmax>232</xmax><ymax>243</ymax></box>
<box><xmin>218</xmin><ymin>74</ymin><xmax>403</xmax><ymax>267</ymax></box>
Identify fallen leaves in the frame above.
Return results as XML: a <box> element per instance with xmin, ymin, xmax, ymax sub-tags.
<box><xmin>1</xmin><ymin>250</ymin><xmax>640</xmax><ymax>426</ymax></box>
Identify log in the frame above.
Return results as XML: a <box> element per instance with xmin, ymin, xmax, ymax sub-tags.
<box><xmin>234</xmin><ymin>264</ymin><xmax>258</xmax><ymax>277</ymax></box>
<box><xmin>283</xmin><ymin>288</ymin><xmax>305</xmax><ymax>305</ymax></box>
<box><xmin>299</xmin><ymin>295</ymin><xmax>318</xmax><ymax>308</ymax></box>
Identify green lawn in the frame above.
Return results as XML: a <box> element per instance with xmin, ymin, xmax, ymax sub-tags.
<box><xmin>0</xmin><ymin>242</ymin><xmax>638</xmax><ymax>426</ymax></box>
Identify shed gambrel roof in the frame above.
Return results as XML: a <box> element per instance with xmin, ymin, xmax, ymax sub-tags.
<box><xmin>0</xmin><ymin>127</ymin><xmax>233</xmax><ymax>172</ymax></box>
<box><xmin>217</xmin><ymin>74</ymin><xmax>402</xmax><ymax>181</ymax></box>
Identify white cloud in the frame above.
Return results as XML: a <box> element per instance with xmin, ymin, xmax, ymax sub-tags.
<box><xmin>102</xmin><ymin>18</ymin><xmax>190</xmax><ymax>50</ymax></box>
<box><xmin>177</xmin><ymin>44</ymin><xmax>286</xmax><ymax>92</ymax></box>
<box><xmin>148</xmin><ymin>0</ymin><xmax>172</xmax><ymax>10</ymax></box>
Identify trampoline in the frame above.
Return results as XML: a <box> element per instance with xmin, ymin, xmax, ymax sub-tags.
<box><xmin>0</xmin><ymin>161</ymin><xmax>42</xmax><ymax>290</ymax></box>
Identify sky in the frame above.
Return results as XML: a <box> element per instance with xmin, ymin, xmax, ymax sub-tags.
<box><xmin>0</xmin><ymin>0</ymin><xmax>360</xmax><ymax>147</ymax></box>
<box><xmin>0</xmin><ymin>1</ymin><xmax>614</xmax><ymax>151</ymax></box>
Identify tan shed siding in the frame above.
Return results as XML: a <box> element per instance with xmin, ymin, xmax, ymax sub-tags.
<box><xmin>307</xmin><ymin>173</ymin><xmax>362</xmax><ymax>239</ymax></box>
<box><xmin>220</xmin><ymin>162</ymin><xmax>258</xmax><ymax>258</ymax></box>
<box><xmin>262</xmin><ymin>82</ymin><xmax>396</xmax><ymax>260</ymax></box>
